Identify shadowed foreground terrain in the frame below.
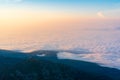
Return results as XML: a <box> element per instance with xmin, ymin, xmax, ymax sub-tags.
<box><xmin>0</xmin><ymin>49</ymin><xmax>120</xmax><ymax>80</ymax></box>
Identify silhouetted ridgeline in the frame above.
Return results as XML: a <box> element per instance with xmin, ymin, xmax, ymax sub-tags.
<box><xmin>0</xmin><ymin>49</ymin><xmax>120</xmax><ymax>80</ymax></box>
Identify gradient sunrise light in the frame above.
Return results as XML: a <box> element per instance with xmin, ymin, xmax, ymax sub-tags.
<box><xmin>0</xmin><ymin>0</ymin><xmax>120</xmax><ymax>50</ymax></box>
<box><xmin>0</xmin><ymin>0</ymin><xmax>120</xmax><ymax>32</ymax></box>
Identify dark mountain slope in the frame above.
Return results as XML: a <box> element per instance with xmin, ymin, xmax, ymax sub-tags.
<box><xmin>0</xmin><ymin>49</ymin><xmax>120</xmax><ymax>80</ymax></box>
<box><xmin>1</xmin><ymin>58</ymin><xmax>113</xmax><ymax>80</ymax></box>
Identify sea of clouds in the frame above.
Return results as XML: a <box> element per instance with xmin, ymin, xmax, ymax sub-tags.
<box><xmin>0</xmin><ymin>26</ymin><xmax>120</xmax><ymax>69</ymax></box>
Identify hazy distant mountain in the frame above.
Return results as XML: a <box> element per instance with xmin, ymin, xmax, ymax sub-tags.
<box><xmin>0</xmin><ymin>49</ymin><xmax>120</xmax><ymax>80</ymax></box>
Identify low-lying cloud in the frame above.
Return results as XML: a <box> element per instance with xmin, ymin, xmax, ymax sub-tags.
<box><xmin>57</xmin><ymin>52</ymin><xmax>120</xmax><ymax>69</ymax></box>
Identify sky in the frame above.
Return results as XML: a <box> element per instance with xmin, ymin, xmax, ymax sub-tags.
<box><xmin>0</xmin><ymin>0</ymin><xmax>120</xmax><ymax>36</ymax></box>
<box><xmin>0</xmin><ymin>0</ymin><xmax>120</xmax><ymax>19</ymax></box>
<box><xmin>1</xmin><ymin>0</ymin><xmax>120</xmax><ymax>69</ymax></box>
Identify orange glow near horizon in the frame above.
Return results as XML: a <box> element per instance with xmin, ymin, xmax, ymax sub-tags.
<box><xmin>0</xmin><ymin>6</ymin><xmax>120</xmax><ymax>37</ymax></box>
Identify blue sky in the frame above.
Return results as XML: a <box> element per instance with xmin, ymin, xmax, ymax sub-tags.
<box><xmin>0</xmin><ymin>0</ymin><xmax>120</xmax><ymax>19</ymax></box>
<box><xmin>24</xmin><ymin>0</ymin><xmax>120</xmax><ymax>18</ymax></box>
<box><xmin>21</xmin><ymin>0</ymin><xmax>120</xmax><ymax>10</ymax></box>
<box><xmin>1</xmin><ymin>0</ymin><xmax>120</xmax><ymax>9</ymax></box>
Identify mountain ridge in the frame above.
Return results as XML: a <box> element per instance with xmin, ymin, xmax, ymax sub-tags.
<box><xmin>0</xmin><ymin>49</ymin><xmax>120</xmax><ymax>80</ymax></box>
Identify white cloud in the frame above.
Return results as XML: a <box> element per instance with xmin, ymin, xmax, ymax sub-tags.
<box><xmin>57</xmin><ymin>52</ymin><xmax>120</xmax><ymax>69</ymax></box>
<box><xmin>97</xmin><ymin>12</ymin><xmax>105</xmax><ymax>18</ymax></box>
<box><xmin>97</xmin><ymin>9</ymin><xmax>120</xmax><ymax>19</ymax></box>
